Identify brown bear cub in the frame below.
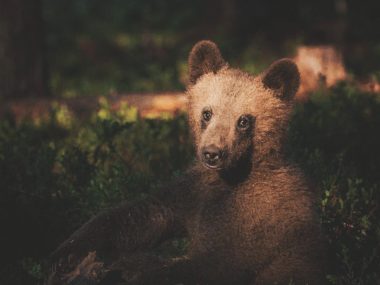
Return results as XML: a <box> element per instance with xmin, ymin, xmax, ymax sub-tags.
<box><xmin>49</xmin><ymin>41</ymin><xmax>327</xmax><ymax>285</ymax></box>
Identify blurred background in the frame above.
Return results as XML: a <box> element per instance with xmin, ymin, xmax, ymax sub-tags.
<box><xmin>0</xmin><ymin>0</ymin><xmax>380</xmax><ymax>284</ymax></box>
<box><xmin>1</xmin><ymin>0</ymin><xmax>380</xmax><ymax>99</ymax></box>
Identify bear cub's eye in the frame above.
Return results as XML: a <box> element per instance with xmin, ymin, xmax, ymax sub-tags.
<box><xmin>202</xmin><ymin>109</ymin><xmax>212</xmax><ymax>122</ymax></box>
<box><xmin>237</xmin><ymin>115</ymin><xmax>252</xmax><ymax>130</ymax></box>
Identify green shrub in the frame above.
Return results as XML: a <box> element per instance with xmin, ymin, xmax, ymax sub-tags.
<box><xmin>287</xmin><ymin>82</ymin><xmax>380</xmax><ymax>284</ymax></box>
<box><xmin>0</xmin><ymin>105</ymin><xmax>193</xmax><ymax>284</ymax></box>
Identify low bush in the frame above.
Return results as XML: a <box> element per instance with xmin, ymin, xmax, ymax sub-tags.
<box><xmin>0</xmin><ymin>101</ymin><xmax>193</xmax><ymax>284</ymax></box>
<box><xmin>288</xmin><ymin>82</ymin><xmax>380</xmax><ymax>284</ymax></box>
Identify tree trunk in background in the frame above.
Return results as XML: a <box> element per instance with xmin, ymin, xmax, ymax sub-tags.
<box><xmin>0</xmin><ymin>0</ymin><xmax>48</xmax><ymax>99</ymax></box>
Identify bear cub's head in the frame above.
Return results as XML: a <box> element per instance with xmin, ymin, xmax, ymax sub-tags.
<box><xmin>187</xmin><ymin>40</ymin><xmax>300</xmax><ymax>175</ymax></box>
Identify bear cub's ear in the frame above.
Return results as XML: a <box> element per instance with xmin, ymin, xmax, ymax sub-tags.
<box><xmin>188</xmin><ymin>40</ymin><xmax>227</xmax><ymax>85</ymax></box>
<box><xmin>262</xmin><ymin>59</ymin><xmax>300</xmax><ymax>100</ymax></box>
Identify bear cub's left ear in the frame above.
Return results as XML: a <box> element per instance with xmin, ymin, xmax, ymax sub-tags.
<box><xmin>262</xmin><ymin>59</ymin><xmax>300</xmax><ymax>100</ymax></box>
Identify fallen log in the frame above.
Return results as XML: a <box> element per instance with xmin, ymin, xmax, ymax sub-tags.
<box><xmin>0</xmin><ymin>92</ymin><xmax>187</xmax><ymax>122</ymax></box>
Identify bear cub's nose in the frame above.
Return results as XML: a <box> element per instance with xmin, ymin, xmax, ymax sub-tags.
<box><xmin>202</xmin><ymin>145</ymin><xmax>223</xmax><ymax>168</ymax></box>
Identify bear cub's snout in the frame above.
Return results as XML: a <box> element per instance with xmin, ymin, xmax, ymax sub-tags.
<box><xmin>201</xmin><ymin>144</ymin><xmax>226</xmax><ymax>169</ymax></box>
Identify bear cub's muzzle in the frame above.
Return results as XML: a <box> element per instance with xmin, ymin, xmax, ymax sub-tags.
<box><xmin>201</xmin><ymin>144</ymin><xmax>226</xmax><ymax>169</ymax></box>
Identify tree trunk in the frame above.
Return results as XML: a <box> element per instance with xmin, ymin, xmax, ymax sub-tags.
<box><xmin>0</xmin><ymin>0</ymin><xmax>48</xmax><ymax>99</ymax></box>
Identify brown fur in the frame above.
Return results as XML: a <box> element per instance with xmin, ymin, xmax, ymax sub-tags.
<box><xmin>49</xmin><ymin>41</ymin><xmax>327</xmax><ymax>285</ymax></box>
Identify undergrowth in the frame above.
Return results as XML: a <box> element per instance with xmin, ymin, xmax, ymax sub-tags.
<box><xmin>287</xmin><ymin>82</ymin><xmax>380</xmax><ymax>284</ymax></box>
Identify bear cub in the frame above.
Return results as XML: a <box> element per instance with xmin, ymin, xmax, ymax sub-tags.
<box><xmin>50</xmin><ymin>40</ymin><xmax>327</xmax><ymax>285</ymax></box>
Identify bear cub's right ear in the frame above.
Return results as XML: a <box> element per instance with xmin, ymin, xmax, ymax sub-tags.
<box><xmin>188</xmin><ymin>40</ymin><xmax>227</xmax><ymax>85</ymax></box>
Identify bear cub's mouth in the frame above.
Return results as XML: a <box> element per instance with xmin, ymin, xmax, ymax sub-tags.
<box><xmin>202</xmin><ymin>161</ymin><xmax>223</xmax><ymax>170</ymax></box>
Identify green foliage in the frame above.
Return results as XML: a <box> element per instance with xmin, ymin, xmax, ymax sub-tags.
<box><xmin>21</xmin><ymin>258</ymin><xmax>44</xmax><ymax>280</ymax></box>
<box><xmin>0</xmin><ymin>103</ymin><xmax>193</xmax><ymax>284</ymax></box>
<box><xmin>44</xmin><ymin>0</ymin><xmax>204</xmax><ymax>96</ymax></box>
<box><xmin>43</xmin><ymin>0</ymin><xmax>292</xmax><ymax>96</ymax></box>
<box><xmin>34</xmin><ymin>1</ymin><xmax>380</xmax><ymax>97</ymax></box>
<box><xmin>287</xmin><ymin>82</ymin><xmax>380</xmax><ymax>284</ymax></box>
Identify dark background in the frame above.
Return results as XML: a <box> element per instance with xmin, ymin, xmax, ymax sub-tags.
<box><xmin>1</xmin><ymin>0</ymin><xmax>380</xmax><ymax>99</ymax></box>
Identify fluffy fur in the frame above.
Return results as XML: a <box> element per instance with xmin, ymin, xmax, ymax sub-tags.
<box><xmin>49</xmin><ymin>40</ymin><xmax>327</xmax><ymax>285</ymax></box>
